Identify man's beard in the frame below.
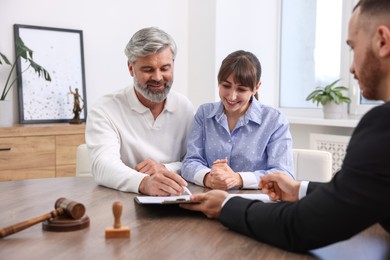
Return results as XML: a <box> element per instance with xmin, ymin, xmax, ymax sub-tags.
<box><xmin>133</xmin><ymin>76</ymin><xmax>171</xmax><ymax>103</ymax></box>
<box><xmin>359</xmin><ymin>48</ymin><xmax>381</xmax><ymax>100</ymax></box>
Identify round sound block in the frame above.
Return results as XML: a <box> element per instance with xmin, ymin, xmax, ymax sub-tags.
<box><xmin>42</xmin><ymin>215</ymin><xmax>90</xmax><ymax>232</ymax></box>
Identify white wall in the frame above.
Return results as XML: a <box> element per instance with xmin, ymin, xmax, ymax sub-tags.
<box><xmin>0</xmin><ymin>0</ymin><xmax>353</xmax><ymax>148</ymax></box>
<box><xmin>291</xmin><ymin>124</ymin><xmax>354</xmax><ymax>149</ymax></box>
<box><xmin>188</xmin><ymin>0</ymin><xmax>217</xmax><ymax>109</ymax></box>
<box><xmin>0</xmin><ymin>0</ymin><xmax>190</xmax><ymax>123</ymax></box>
<box><xmin>215</xmin><ymin>0</ymin><xmax>280</xmax><ymax>107</ymax></box>
<box><xmin>187</xmin><ymin>0</ymin><xmax>280</xmax><ymax>109</ymax></box>
<box><xmin>1</xmin><ymin>0</ymin><xmax>280</xmax><ymax>120</ymax></box>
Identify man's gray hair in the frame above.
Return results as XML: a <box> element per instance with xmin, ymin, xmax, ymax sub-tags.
<box><xmin>124</xmin><ymin>27</ymin><xmax>177</xmax><ymax>64</ymax></box>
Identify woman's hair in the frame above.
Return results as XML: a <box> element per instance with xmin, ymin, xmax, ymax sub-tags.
<box><xmin>124</xmin><ymin>27</ymin><xmax>177</xmax><ymax>64</ymax></box>
<box><xmin>217</xmin><ymin>50</ymin><xmax>262</xmax><ymax>91</ymax></box>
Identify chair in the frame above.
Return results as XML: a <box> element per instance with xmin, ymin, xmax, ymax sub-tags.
<box><xmin>293</xmin><ymin>148</ymin><xmax>333</xmax><ymax>182</ymax></box>
<box><xmin>75</xmin><ymin>145</ymin><xmax>333</xmax><ymax>182</ymax></box>
<box><xmin>76</xmin><ymin>144</ymin><xmax>92</xmax><ymax>177</ymax></box>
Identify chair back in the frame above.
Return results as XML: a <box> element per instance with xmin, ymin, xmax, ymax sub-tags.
<box><xmin>293</xmin><ymin>148</ymin><xmax>333</xmax><ymax>182</ymax></box>
<box><xmin>76</xmin><ymin>144</ymin><xmax>92</xmax><ymax>177</ymax></box>
<box><xmin>75</xmin><ymin>145</ymin><xmax>333</xmax><ymax>182</ymax></box>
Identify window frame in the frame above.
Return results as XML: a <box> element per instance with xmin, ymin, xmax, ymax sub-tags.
<box><xmin>278</xmin><ymin>0</ymin><xmax>376</xmax><ymax>118</ymax></box>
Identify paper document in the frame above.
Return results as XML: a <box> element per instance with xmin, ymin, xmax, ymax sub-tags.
<box><xmin>135</xmin><ymin>193</ymin><xmax>272</xmax><ymax>205</ymax></box>
<box><xmin>135</xmin><ymin>195</ymin><xmax>196</xmax><ymax>204</ymax></box>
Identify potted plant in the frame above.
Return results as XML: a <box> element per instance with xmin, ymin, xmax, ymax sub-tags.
<box><xmin>306</xmin><ymin>79</ymin><xmax>351</xmax><ymax>119</ymax></box>
<box><xmin>0</xmin><ymin>36</ymin><xmax>51</xmax><ymax>127</ymax></box>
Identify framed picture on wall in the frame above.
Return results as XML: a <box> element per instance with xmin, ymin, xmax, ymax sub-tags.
<box><xmin>14</xmin><ymin>24</ymin><xmax>87</xmax><ymax>124</ymax></box>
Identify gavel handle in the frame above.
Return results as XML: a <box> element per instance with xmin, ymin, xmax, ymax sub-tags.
<box><xmin>0</xmin><ymin>208</ymin><xmax>64</xmax><ymax>238</ymax></box>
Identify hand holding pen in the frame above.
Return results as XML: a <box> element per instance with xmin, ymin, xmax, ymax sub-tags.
<box><xmin>182</xmin><ymin>186</ymin><xmax>192</xmax><ymax>196</ymax></box>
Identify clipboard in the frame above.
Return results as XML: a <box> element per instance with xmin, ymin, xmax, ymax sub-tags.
<box><xmin>134</xmin><ymin>193</ymin><xmax>271</xmax><ymax>205</ymax></box>
<box><xmin>134</xmin><ymin>195</ymin><xmax>199</xmax><ymax>205</ymax></box>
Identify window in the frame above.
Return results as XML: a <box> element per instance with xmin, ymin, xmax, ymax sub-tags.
<box><xmin>279</xmin><ymin>0</ymin><xmax>378</xmax><ymax>116</ymax></box>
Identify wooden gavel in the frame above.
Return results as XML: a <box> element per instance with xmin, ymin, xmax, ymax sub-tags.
<box><xmin>0</xmin><ymin>197</ymin><xmax>85</xmax><ymax>238</ymax></box>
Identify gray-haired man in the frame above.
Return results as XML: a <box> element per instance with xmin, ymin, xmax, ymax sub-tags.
<box><xmin>86</xmin><ymin>27</ymin><xmax>194</xmax><ymax>195</ymax></box>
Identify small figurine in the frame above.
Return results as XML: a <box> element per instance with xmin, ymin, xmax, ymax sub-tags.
<box><xmin>69</xmin><ymin>86</ymin><xmax>84</xmax><ymax>124</ymax></box>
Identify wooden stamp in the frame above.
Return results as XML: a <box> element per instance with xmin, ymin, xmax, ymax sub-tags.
<box><xmin>105</xmin><ymin>201</ymin><xmax>130</xmax><ymax>239</ymax></box>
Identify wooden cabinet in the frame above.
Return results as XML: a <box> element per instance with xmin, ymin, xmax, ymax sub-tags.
<box><xmin>0</xmin><ymin>124</ymin><xmax>85</xmax><ymax>181</ymax></box>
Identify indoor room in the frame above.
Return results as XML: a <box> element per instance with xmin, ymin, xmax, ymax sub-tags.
<box><xmin>1</xmin><ymin>0</ymin><xmax>389</xmax><ymax>259</ymax></box>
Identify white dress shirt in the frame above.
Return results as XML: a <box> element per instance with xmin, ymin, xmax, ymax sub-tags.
<box><xmin>222</xmin><ymin>181</ymin><xmax>310</xmax><ymax>207</ymax></box>
<box><xmin>86</xmin><ymin>86</ymin><xmax>194</xmax><ymax>193</ymax></box>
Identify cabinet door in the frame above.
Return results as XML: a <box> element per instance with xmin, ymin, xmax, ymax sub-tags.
<box><xmin>56</xmin><ymin>134</ymin><xmax>85</xmax><ymax>177</ymax></box>
<box><xmin>0</xmin><ymin>136</ymin><xmax>55</xmax><ymax>181</ymax></box>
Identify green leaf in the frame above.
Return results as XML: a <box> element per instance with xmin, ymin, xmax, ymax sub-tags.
<box><xmin>1</xmin><ymin>36</ymin><xmax>51</xmax><ymax>100</ymax></box>
<box><xmin>333</xmin><ymin>86</ymin><xmax>349</xmax><ymax>91</ymax></box>
<box><xmin>340</xmin><ymin>96</ymin><xmax>351</xmax><ymax>103</ymax></box>
<box><xmin>320</xmin><ymin>95</ymin><xmax>330</xmax><ymax>106</ymax></box>
<box><xmin>327</xmin><ymin>79</ymin><xmax>341</xmax><ymax>89</ymax></box>
<box><xmin>0</xmin><ymin>52</ymin><xmax>11</xmax><ymax>65</ymax></box>
<box><xmin>329</xmin><ymin>91</ymin><xmax>337</xmax><ymax>101</ymax></box>
<box><xmin>16</xmin><ymin>37</ymin><xmax>33</xmax><ymax>60</ymax></box>
<box><xmin>305</xmin><ymin>78</ymin><xmax>351</xmax><ymax>106</ymax></box>
<box><xmin>306</xmin><ymin>89</ymin><xmax>323</xmax><ymax>101</ymax></box>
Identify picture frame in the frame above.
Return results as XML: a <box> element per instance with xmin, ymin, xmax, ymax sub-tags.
<box><xmin>14</xmin><ymin>24</ymin><xmax>87</xmax><ymax>123</ymax></box>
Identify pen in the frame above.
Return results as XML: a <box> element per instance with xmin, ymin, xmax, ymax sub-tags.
<box><xmin>182</xmin><ymin>186</ymin><xmax>192</xmax><ymax>195</ymax></box>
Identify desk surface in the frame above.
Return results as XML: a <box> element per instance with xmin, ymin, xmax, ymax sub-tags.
<box><xmin>1</xmin><ymin>177</ymin><xmax>389</xmax><ymax>260</ymax></box>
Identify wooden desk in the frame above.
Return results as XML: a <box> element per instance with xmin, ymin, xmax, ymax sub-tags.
<box><xmin>0</xmin><ymin>177</ymin><xmax>389</xmax><ymax>260</ymax></box>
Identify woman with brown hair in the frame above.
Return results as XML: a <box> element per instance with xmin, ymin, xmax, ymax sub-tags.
<box><xmin>181</xmin><ymin>50</ymin><xmax>294</xmax><ymax>190</ymax></box>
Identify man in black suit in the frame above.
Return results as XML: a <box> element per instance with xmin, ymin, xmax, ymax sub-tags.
<box><xmin>180</xmin><ymin>0</ymin><xmax>390</xmax><ymax>252</ymax></box>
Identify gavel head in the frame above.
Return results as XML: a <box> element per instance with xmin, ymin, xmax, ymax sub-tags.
<box><xmin>55</xmin><ymin>198</ymin><xmax>86</xmax><ymax>219</ymax></box>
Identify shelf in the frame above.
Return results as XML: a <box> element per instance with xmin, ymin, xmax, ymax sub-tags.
<box><xmin>287</xmin><ymin>115</ymin><xmax>360</xmax><ymax>128</ymax></box>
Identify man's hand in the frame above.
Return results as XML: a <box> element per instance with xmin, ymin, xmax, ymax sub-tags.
<box><xmin>139</xmin><ymin>170</ymin><xmax>187</xmax><ymax>196</ymax></box>
<box><xmin>204</xmin><ymin>159</ymin><xmax>242</xmax><ymax>190</ymax></box>
<box><xmin>180</xmin><ymin>190</ymin><xmax>229</xmax><ymax>219</ymax></box>
<box><xmin>259</xmin><ymin>172</ymin><xmax>300</xmax><ymax>202</ymax></box>
<box><xmin>135</xmin><ymin>159</ymin><xmax>168</xmax><ymax>175</ymax></box>
<box><xmin>136</xmin><ymin>159</ymin><xmax>187</xmax><ymax>196</ymax></box>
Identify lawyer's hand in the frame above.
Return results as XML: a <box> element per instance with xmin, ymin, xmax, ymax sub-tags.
<box><xmin>180</xmin><ymin>190</ymin><xmax>229</xmax><ymax>219</ymax></box>
<box><xmin>259</xmin><ymin>172</ymin><xmax>300</xmax><ymax>202</ymax></box>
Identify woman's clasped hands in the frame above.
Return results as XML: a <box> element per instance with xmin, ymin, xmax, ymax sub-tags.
<box><xmin>204</xmin><ymin>159</ymin><xmax>243</xmax><ymax>190</ymax></box>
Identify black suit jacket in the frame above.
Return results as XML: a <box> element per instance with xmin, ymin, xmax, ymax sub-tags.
<box><xmin>220</xmin><ymin>102</ymin><xmax>390</xmax><ymax>252</ymax></box>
